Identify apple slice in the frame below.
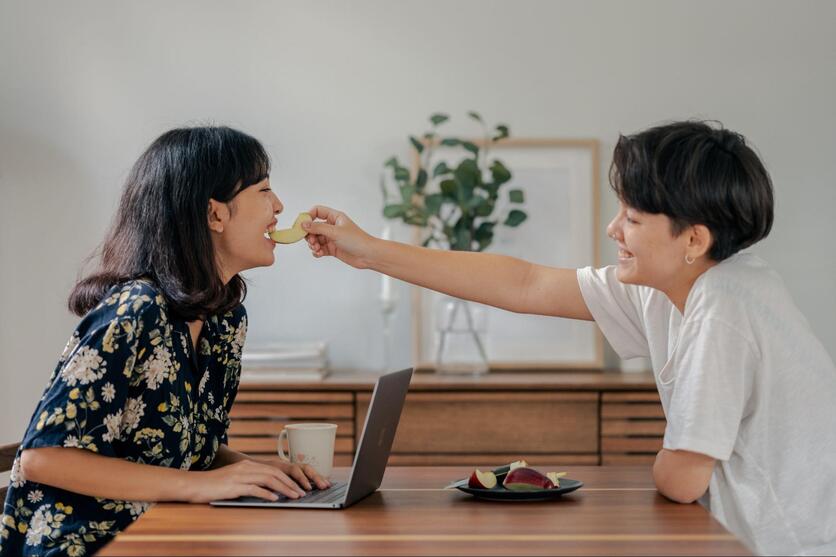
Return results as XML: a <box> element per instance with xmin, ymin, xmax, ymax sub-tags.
<box><xmin>546</xmin><ymin>472</ymin><xmax>567</xmax><ymax>488</ymax></box>
<box><xmin>503</xmin><ymin>467</ymin><xmax>554</xmax><ymax>491</ymax></box>
<box><xmin>508</xmin><ymin>459</ymin><xmax>529</xmax><ymax>471</ymax></box>
<box><xmin>468</xmin><ymin>469</ymin><xmax>497</xmax><ymax>489</ymax></box>
<box><xmin>269</xmin><ymin>212</ymin><xmax>312</xmax><ymax>244</ymax></box>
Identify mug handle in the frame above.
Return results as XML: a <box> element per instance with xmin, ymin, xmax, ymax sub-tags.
<box><xmin>278</xmin><ymin>429</ymin><xmax>290</xmax><ymax>461</ymax></box>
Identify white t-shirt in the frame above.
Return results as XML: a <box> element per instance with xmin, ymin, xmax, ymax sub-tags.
<box><xmin>577</xmin><ymin>253</ymin><xmax>836</xmax><ymax>556</ymax></box>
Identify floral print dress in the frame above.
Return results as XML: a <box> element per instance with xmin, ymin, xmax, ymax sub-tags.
<box><xmin>0</xmin><ymin>280</ymin><xmax>247</xmax><ymax>556</ymax></box>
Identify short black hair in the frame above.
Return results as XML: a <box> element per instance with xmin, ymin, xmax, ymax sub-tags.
<box><xmin>69</xmin><ymin>125</ymin><xmax>271</xmax><ymax>319</ymax></box>
<box><xmin>610</xmin><ymin>120</ymin><xmax>774</xmax><ymax>261</ymax></box>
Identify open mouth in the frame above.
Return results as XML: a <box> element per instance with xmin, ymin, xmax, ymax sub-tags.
<box><xmin>263</xmin><ymin>224</ymin><xmax>277</xmax><ymax>241</ymax></box>
<box><xmin>618</xmin><ymin>247</ymin><xmax>634</xmax><ymax>260</ymax></box>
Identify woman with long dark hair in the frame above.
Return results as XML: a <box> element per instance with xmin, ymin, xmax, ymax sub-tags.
<box><xmin>0</xmin><ymin>126</ymin><xmax>329</xmax><ymax>557</ymax></box>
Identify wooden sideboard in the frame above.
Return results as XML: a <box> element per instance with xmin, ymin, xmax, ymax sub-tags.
<box><xmin>228</xmin><ymin>371</ymin><xmax>665</xmax><ymax>466</ymax></box>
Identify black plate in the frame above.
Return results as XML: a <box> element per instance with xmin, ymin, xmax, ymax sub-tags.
<box><xmin>450</xmin><ymin>465</ymin><xmax>583</xmax><ymax>502</ymax></box>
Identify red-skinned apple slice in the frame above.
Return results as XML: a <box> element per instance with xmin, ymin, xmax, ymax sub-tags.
<box><xmin>503</xmin><ymin>467</ymin><xmax>554</xmax><ymax>491</ymax></box>
<box><xmin>468</xmin><ymin>469</ymin><xmax>498</xmax><ymax>489</ymax></box>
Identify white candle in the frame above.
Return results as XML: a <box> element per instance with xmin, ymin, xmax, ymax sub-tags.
<box><xmin>381</xmin><ymin>225</ymin><xmax>393</xmax><ymax>304</ymax></box>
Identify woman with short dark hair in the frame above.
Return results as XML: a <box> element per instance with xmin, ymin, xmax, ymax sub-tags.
<box><xmin>0</xmin><ymin>126</ymin><xmax>329</xmax><ymax>557</ymax></box>
<box><xmin>302</xmin><ymin>121</ymin><xmax>836</xmax><ymax>556</ymax></box>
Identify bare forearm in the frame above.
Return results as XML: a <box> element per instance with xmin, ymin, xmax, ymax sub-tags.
<box><xmin>368</xmin><ymin>238</ymin><xmax>534</xmax><ymax>313</ymax></box>
<box><xmin>367</xmin><ymin>238</ymin><xmax>591</xmax><ymax>319</ymax></box>
<box><xmin>20</xmin><ymin>447</ymin><xmax>196</xmax><ymax>502</ymax></box>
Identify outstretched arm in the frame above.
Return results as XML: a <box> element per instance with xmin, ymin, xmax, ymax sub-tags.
<box><xmin>303</xmin><ymin>205</ymin><xmax>593</xmax><ymax>320</ymax></box>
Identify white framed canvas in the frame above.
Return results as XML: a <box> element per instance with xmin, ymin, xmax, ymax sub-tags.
<box><xmin>411</xmin><ymin>138</ymin><xmax>604</xmax><ymax>370</ymax></box>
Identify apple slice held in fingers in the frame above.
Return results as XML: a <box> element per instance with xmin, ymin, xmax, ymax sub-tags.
<box><xmin>268</xmin><ymin>212</ymin><xmax>312</xmax><ymax>244</ymax></box>
<box><xmin>502</xmin><ymin>466</ymin><xmax>554</xmax><ymax>491</ymax></box>
<box><xmin>468</xmin><ymin>469</ymin><xmax>498</xmax><ymax>489</ymax></box>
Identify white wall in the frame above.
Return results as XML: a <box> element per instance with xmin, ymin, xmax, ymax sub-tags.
<box><xmin>1</xmin><ymin>0</ymin><xmax>834</xmax><ymax>443</ymax></box>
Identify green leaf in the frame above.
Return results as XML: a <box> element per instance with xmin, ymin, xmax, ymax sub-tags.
<box><xmin>433</xmin><ymin>161</ymin><xmax>451</xmax><ymax>177</ymax></box>
<box><xmin>504</xmin><ymin>209</ymin><xmax>528</xmax><ymax>227</ymax></box>
<box><xmin>440</xmin><ymin>138</ymin><xmax>461</xmax><ymax>147</ymax></box>
<box><xmin>424</xmin><ymin>193</ymin><xmax>443</xmax><ymax>216</ymax></box>
<box><xmin>405</xmin><ymin>210</ymin><xmax>428</xmax><ymax>226</ymax></box>
<box><xmin>415</xmin><ymin>168</ymin><xmax>428</xmax><ymax>189</ymax></box>
<box><xmin>475</xmin><ymin>221</ymin><xmax>496</xmax><ymax>237</ymax></box>
<box><xmin>430</xmin><ymin>113</ymin><xmax>449</xmax><ymax>126</ymax></box>
<box><xmin>475</xmin><ymin>198</ymin><xmax>494</xmax><ymax>216</ymax></box>
<box><xmin>383</xmin><ymin>204</ymin><xmax>406</xmax><ymax>218</ymax></box>
<box><xmin>508</xmin><ymin>189</ymin><xmax>524</xmax><ymax>203</ymax></box>
<box><xmin>454</xmin><ymin>227</ymin><xmax>472</xmax><ymax>251</ymax></box>
<box><xmin>440</xmin><ymin>179</ymin><xmax>459</xmax><ymax>199</ymax></box>
<box><xmin>475</xmin><ymin>221</ymin><xmax>496</xmax><ymax>251</ymax></box>
<box><xmin>461</xmin><ymin>141</ymin><xmax>479</xmax><ymax>155</ymax></box>
<box><xmin>384</xmin><ymin>156</ymin><xmax>399</xmax><ymax>168</ymax></box>
<box><xmin>490</xmin><ymin>160</ymin><xmax>511</xmax><ymax>186</ymax></box>
<box><xmin>493</xmin><ymin>124</ymin><xmax>510</xmax><ymax>141</ymax></box>
<box><xmin>394</xmin><ymin>167</ymin><xmax>410</xmax><ymax>183</ymax></box>
<box><xmin>454</xmin><ymin>159</ymin><xmax>480</xmax><ymax>191</ymax></box>
<box><xmin>467</xmin><ymin>111</ymin><xmax>483</xmax><ymax>123</ymax></box>
<box><xmin>409</xmin><ymin>136</ymin><xmax>424</xmax><ymax>154</ymax></box>
<box><xmin>399</xmin><ymin>184</ymin><xmax>416</xmax><ymax>202</ymax></box>
<box><xmin>465</xmin><ymin>194</ymin><xmax>485</xmax><ymax>210</ymax></box>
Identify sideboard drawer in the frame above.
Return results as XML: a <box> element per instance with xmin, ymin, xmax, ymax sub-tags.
<box><xmin>601</xmin><ymin>391</ymin><xmax>666</xmax><ymax>465</ymax></box>
<box><xmin>357</xmin><ymin>391</ymin><xmax>599</xmax><ymax>455</ymax></box>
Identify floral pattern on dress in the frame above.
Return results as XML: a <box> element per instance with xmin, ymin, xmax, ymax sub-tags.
<box><xmin>0</xmin><ymin>280</ymin><xmax>246</xmax><ymax>556</ymax></box>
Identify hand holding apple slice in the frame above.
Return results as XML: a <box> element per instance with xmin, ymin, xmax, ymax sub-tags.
<box><xmin>268</xmin><ymin>212</ymin><xmax>312</xmax><ymax>244</ymax></box>
<box><xmin>468</xmin><ymin>469</ymin><xmax>498</xmax><ymax>489</ymax></box>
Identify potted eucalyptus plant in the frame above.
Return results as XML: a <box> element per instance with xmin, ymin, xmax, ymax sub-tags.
<box><xmin>380</xmin><ymin>112</ymin><xmax>528</xmax><ymax>374</ymax></box>
<box><xmin>381</xmin><ymin>111</ymin><xmax>527</xmax><ymax>251</ymax></box>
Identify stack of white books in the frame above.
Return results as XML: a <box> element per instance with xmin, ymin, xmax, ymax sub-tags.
<box><xmin>240</xmin><ymin>341</ymin><xmax>329</xmax><ymax>382</ymax></box>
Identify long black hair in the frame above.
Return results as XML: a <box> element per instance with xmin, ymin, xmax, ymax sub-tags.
<box><xmin>69</xmin><ymin>125</ymin><xmax>270</xmax><ymax>319</ymax></box>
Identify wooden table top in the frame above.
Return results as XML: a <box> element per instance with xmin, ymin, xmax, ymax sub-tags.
<box><xmin>238</xmin><ymin>371</ymin><xmax>657</xmax><ymax>391</ymax></box>
<box><xmin>99</xmin><ymin>466</ymin><xmax>749</xmax><ymax>556</ymax></box>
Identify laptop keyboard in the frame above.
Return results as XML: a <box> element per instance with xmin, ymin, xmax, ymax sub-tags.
<box><xmin>274</xmin><ymin>482</ymin><xmax>347</xmax><ymax>504</ymax></box>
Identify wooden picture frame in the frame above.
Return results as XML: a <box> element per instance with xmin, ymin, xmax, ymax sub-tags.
<box><xmin>411</xmin><ymin>138</ymin><xmax>604</xmax><ymax>371</ymax></box>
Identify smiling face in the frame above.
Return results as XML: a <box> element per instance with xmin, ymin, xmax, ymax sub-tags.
<box><xmin>209</xmin><ymin>177</ymin><xmax>284</xmax><ymax>280</ymax></box>
<box><xmin>606</xmin><ymin>203</ymin><xmax>694</xmax><ymax>291</ymax></box>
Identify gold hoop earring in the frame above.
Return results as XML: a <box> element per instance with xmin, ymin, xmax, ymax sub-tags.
<box><xmin>685</xmin><ymin>254</ymin><xmax>695</xmax><ymax>265</ymax></box>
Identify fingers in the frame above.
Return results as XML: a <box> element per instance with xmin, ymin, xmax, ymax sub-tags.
<box><xmin>284</xmin><ymin>464</ymin><xmax>313</xmax><ymax>491</ymax></box>
<box><xmin>234</xmin><ymin>461</ymin><xmax>306</xmax><ymax>498</ymax></box>
<box><xmin>243</xmin><ymin>471</ymin><xmax>304</xmax><ymax>499</ymax></box>
<box><xmin>247</xmin><ymin>484</ymin><xmax>280</xmax><ymax>502</ymax></box>
<box><xmin>274</xmin><ymin>469</ymin><xmax>307</xmax><ymax>497</ymax></box>
<box><xmin>301</xmin><ymin>463</ymin><xmax>331</xmax><ymax>490</ymax></box>
<box><xmin>308</xmin><ymin>205</ymin><xmax>341</xmax><ymax>224</ymax></box>
<box><xmin>305</xmin><ymin>233</ymin><xmax>331</xmax><ymax>258</ymax></box>
<box><xmin>302</xmin><ymin>219</ymin><xmax>336</xmax><ymax>238</ymax></box>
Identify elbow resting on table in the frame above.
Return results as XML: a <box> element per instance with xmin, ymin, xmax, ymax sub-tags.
<box><xmin>656</xmin><ymin>482</ymin><xmax>705</xmax><ymax>504</ymax></box>
<box><xmin>652</xmin><ymin>448</ymin><xmax>715</xmax><ymax>504</ymax></box>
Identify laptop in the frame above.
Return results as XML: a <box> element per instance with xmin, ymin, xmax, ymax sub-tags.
<box><xmin>210</xmin><ymin>367</ymin><xmax>413</xmax><ymax>509</ymax></box>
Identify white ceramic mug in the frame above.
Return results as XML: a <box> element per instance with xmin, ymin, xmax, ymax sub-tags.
<box><xmin>278</xmin><ymin>423</ymin><xmax>338</xmax><ymax>478</ymax></box>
